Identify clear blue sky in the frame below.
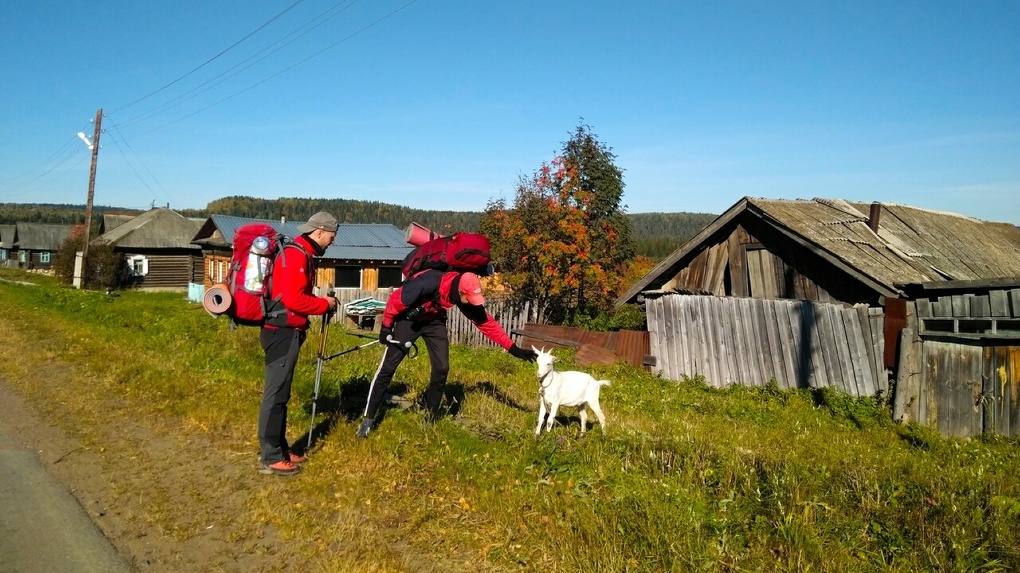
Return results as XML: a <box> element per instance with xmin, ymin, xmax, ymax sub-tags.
<box><xmin>2</xmin><ymin>1</ymin><xmax>1018</xmax><ymax>222</ymax></box>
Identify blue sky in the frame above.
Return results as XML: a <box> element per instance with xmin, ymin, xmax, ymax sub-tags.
<box><xmin>2</xmin><ymin>1</ymin><xmax>1018</xmax><ymax>222</ymax></box>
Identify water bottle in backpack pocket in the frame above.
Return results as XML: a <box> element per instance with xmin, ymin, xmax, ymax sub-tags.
<box><xmin>243</xmin><ymin>235</ymin><xmax>272</xmax><ymax>292</ymax></box>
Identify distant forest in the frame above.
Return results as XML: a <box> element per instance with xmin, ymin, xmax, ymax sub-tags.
<box><xmin>0</xmin><ymin>198</ymin><xmax>718</xmax><ymax>261</ymax></box>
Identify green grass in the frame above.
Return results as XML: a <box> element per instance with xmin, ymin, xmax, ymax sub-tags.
<box><xmin>2</xmin><ymin>268</ymin><xmax>1019</xmax><ymax>572</ymax></box>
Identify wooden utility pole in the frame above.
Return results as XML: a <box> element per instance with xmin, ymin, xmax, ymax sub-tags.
<box><xmin>80</xmin><ymin>108</ymin><xmax>102</xmax><ymax>288</ymax></box>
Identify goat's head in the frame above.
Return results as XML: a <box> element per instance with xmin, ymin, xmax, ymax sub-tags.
<box><xmin>533</xmin><ymin>346</ymin><xmax>557</xmax><ymax>378</ymax></box>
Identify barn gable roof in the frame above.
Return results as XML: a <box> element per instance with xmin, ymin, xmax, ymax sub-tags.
<box><xmin>96</xmin><ymin>207</ymin><xmax>202</xmax><ymax>250</ymax></box>
<box><xmin>618</xmin><ymin>197</ymin><xmax>1020</xmax><ymax>305</ymax></box>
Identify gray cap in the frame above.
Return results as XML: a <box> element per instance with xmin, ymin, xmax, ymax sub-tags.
<box><xmin>298</xmin><ymin>211</ymin><xmax>338</xmax><ymax>234</ymax></box>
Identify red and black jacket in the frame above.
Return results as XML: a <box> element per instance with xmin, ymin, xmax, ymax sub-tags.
<box><xmin>381</xmin><ymin>269</ymin><xmax>514</xmax><ymax>349</ymax></box>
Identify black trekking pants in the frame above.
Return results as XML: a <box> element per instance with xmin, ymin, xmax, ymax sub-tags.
<box><xmin>363</xmin><ymin>318</ymin><xmax>449</xmax><ymax>420</ymax></box>
<box><xmin>259</xmin><ymin>326</ymin><xmax>306</xmax><ymax>464</ymax></box>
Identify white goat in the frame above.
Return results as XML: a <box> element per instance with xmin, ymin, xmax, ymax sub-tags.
<box><xmin>533</xmin><ymin>347</ymin><xmax>610</xmax><ymax>435</ymax></box>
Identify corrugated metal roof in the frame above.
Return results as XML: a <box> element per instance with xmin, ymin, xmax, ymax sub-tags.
<box><xmin>96</xmin><ymin>208</ymin><xmax>202</xmax><ymax>249</ymax></box>
<box><xmin>750</xmin><ymin>198</ymin><xmax>1020</xmax><ymax>285</ymax></box>
<box><xmin>0</xmin><ymin>225</ymin><xmax>16</xmax><ymax>248</ymax></box>
<box><xmin>14</xmin><ymin>223</ymin><xmax>72</xmax><ymax>250</ymax></box>
<box><xmin>192</xmin><ymin>215</ymin><xmax>413</xmax><ymax>262</ymax></box>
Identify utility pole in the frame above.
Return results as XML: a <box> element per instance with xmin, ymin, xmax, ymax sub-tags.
<box><xmin>80</xmin><ymin>108</ymin><xmax>102</xmax><ymax>288</ymax></box>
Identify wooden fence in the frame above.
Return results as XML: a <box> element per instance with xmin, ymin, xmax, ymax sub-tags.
<box><xmin>645</xmin><ymin>294</ymin><xmax>887</xmax><ymax>397</ymax></box>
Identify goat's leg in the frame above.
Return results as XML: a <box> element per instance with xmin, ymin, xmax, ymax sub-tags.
<box><xmin>535</xmin><ymin>399</ymin><xmax>547</xmax><ymax>435</ymax></box>
<box><xmin>578</xmin><ymin>405</ymin><xmax>587</xmax><ymax>433</ymax></box>
<box><xmin>589</xmin><ymin>399</ymin><xmax>607</xmax><ymax>433</ymax></box>
<box><xmin>546</xmin><ymin>401</ymin><xmax>560</xmax><ymax>432</ymax></box>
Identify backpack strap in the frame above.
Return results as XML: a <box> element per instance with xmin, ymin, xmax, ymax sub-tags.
<box><xmin>263</xmin><ymin>241</ymin><xmax>317</xmax><ymax>325</ymax></box>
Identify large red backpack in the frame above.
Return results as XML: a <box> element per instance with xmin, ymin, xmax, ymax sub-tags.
<box><xmin>400</xmin><ymin>232</ymin><xmax>492</xmax><ymax>278</ymax></box>
<box><xmin>225</xmin><ymin>223</ymin><xmax>289</xmax><ymax>327</ymax></box>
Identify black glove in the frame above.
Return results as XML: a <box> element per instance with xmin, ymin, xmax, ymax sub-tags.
<box><xmin>379</xmin><ymin>325</ymin><xmax>393</xmax><ymax>344</ymax></box>
<box><xmin>508</xmin><ymin>344</ymin><xmax>537</xmax><ymax>362</ymax></box>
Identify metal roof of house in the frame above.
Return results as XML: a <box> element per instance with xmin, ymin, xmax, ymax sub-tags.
<box><xmin>96</xmin><ymin>208</ymin><xmax>202</xmax><ymax>249</ymax></box>
<box><xmin>191</xmin><ymin>214</ymin><xmax>413</xmax><ymax>262</ymax></box>
<box><xmin>14</xmin><ymin>223</ymin><xmax>72</xmax><ymax>250</ymax></box>
<box><xmin>0</xmin><ymin>225</ymin><xmax>16</xmax><ymax>248</ymax></box>
<box><xmin>618</xmin><ymin>197</ymin><xmax>1020</xmax><ymax>305</ymax></box>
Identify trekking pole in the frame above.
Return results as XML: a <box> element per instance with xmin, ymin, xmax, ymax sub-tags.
<box><xmin>307</xmin><ymin>297</ymin><xmax>334</xmax><ymax>451</ymax></box>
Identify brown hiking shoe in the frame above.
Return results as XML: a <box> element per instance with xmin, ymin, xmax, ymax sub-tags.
<box><xmin>258</xmin><ymin>460</ymin><xmax>301</xmax><ymax>476</ymax></box>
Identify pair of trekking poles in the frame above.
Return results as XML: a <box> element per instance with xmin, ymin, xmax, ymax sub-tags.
<box><xmin>306</xmin><ymin>300</ymin><xmax>413</xmax><ymax>450</ymax></box>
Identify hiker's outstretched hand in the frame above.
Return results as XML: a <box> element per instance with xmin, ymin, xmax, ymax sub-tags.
<box><xmin>508</xmin><ymin>344</ymin><xmax>537</xmax><ymax>362</ymax></box>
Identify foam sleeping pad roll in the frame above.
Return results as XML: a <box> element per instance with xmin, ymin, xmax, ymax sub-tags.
<box><xmin>203</xmin><ymin>283</ymin><xmax>232</xmax><ymax>317</ymax></box>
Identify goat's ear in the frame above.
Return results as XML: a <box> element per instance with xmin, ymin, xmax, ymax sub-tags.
<box><xmin>532</xmin><ymin>345</ymin><xmax>540</xmax><ymax>354</ymax></box>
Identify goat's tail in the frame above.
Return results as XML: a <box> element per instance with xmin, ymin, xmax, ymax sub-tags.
<box><xmin>597</xmin><ymin>379</ymin><xmax>611</xmax><ymax>387</ymax></box>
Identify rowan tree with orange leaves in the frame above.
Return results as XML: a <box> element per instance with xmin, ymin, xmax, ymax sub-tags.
<box><xmin>480</xmin><ymin>123</ymin><xmax>634</xmax><ymax>324</ymax></box>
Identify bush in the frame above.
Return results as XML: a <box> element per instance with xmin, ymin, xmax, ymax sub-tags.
<box><xmin>53</xmin><ymin>232</ymin><xmax>127</xmax><ymax>290</ymax></box>
<box><xmin>567</xmin><ymin>303</ymin><xmax>647</xmax><ymax>331</ymax></box>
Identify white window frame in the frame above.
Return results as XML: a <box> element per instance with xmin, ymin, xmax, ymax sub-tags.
<box><xmin>127</xmin><ymin>255</ymin><xmax>149</xmax><ymax>276</ymax></box>
<box><xmin>40</xmin><ymin>252</ymin><xmax>51</xmax><ymax>264</ymax></box>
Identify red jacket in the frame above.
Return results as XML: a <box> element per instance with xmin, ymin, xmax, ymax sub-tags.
<box><xmin>382</xmin><ymin>270</ymin><xmax>514</xmax><ymax>349</ymax></box>
<box><xmin>266</xmin><ymin>235</ymin><xmax>329</xmax><ymax>331</ymax></box>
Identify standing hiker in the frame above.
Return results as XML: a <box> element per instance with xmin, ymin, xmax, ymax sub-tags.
<box><xmin>258</xmin><ymin>211</ymin><xmax>340</xmax><ymax>476</ymax></box>
<box><xmin>356</xmin><ymin>269</ymin><xmax>537</xmax><ymax>438</ymax></box>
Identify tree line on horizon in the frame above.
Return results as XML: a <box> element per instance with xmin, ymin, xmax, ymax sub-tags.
<box><xmin>0</xmin><ymin>200</ymin><xmax>716</xmax><ymax>262</ymax></box>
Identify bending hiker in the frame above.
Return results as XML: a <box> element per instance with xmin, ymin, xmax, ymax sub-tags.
<box><xmin>356</xmin><ymin>270</ymin><xmax>537</xmax><ymax>438</ymax></box>
<box><xmin>258</xmin><ymin>211</ymin><xmax>340</xmax><ymax>476</ymax></box>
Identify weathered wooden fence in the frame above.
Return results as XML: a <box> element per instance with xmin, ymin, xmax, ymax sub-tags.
<box><xmin>645</xmin><ymin>294</ymin><xmax>887</xmax><ymax>397</ymax></box>
<box><xmin>893</xmin><ymin>289</ymin><xmax>1020</xmax><ymax>437</ymax></box>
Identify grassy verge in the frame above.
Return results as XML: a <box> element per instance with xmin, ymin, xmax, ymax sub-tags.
<box><xmin>1</xmin><ymin>269</ymin><xmax>1018</xmax><ymax>572</ymax></box>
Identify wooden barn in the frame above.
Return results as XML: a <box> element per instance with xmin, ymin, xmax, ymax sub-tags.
<box><xmin>94</xmin><ymin>207</ymin><xmax>203</xmax><ymax>291</ymax></box>
<box><xmin>190</xmin><ymin>214</ymin><xmax>413</xmax><ymax>292</ymax></box>
<box><xmin>3</xmin><ymin>223</ymin><xmax>72</xmax><ymax>271</ymax></box>
<box><xmin>619</xmin><ymin>197</ymin><xmax>1020</xmax><ymax>437</ymax></box>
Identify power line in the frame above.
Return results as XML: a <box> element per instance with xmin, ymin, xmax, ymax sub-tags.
<box><xmin>110</xmin><ymin>0</ymin><xmax>310</xmax><ymax>114</ymax></box>
<box><xmin>130</xmin><ymin>0</ymin><xmax>421</xmax><ymax>136</ymax></box>
<box><xmin>115</xmin><ymin>0</ymin><xmax>363</xmax><ymax>130</ymax></box>
<box><xmin>104</xmin><ymin>116</ymin><xmax>175</xmax><ymax>209</ymax></box>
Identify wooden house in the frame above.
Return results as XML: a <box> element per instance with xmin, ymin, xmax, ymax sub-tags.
<box><xmin>94</xmin><ymin>207</ymin><xmax>203</xmax><ymax>290</ymax></box>
<box><xmin>619</xmin><ymin>197</ymin><xmax>1020</xmax><ymax>437</ymax></box>
<box><xmin>190</xmin><ymin>214</ymin><xmax>413</xmax><ymax>292</ymax></box>
<box><xmin>5</xmin><ymin>223</ymin><xmax>72</xmax><ymax>271</ymax></box>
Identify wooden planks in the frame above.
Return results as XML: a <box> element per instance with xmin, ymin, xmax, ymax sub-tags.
<box><xmin>645</xmin><ymin>294</ymin><xmax>886</xmax><ymax>397</ymax></box>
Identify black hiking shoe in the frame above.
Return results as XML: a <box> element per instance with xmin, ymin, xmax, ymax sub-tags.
<box><xmin>356</xmin><ymin>418</ymin><xmax>373</xmax><ymax>439</ymax></box>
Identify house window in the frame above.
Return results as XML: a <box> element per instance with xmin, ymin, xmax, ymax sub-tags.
<box><xmin>334</xmin><ymin>265</ymin><xmax>362</xmax><ymax>289</ymax></box>
<box><xmin>127</xmin><ymin>255</ymin><xmax>149</xmax><ymax>276</ymax></box>
<box><xmin>40</xmin><ymin>252</ymin><xmax>51</xmax><ymax>264</ymax></box>
<box><xmin>0</xmin><ymin>249</ymin><xmax>7</xmax><ymax>261</ymax></box>
<box><xmin>209</xmin><ymin>259</ymin><xmax>229</xmax><ymax>283</ymax></box>
<box><xmin>18</xmin><ymin>251</ymin><xmax>27</xmax><ymax>263</ymax></box>
<box><xmin>378</xmin><ymin>266</ymin><xmax>402</xmax><ymax>288</ymax></box>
